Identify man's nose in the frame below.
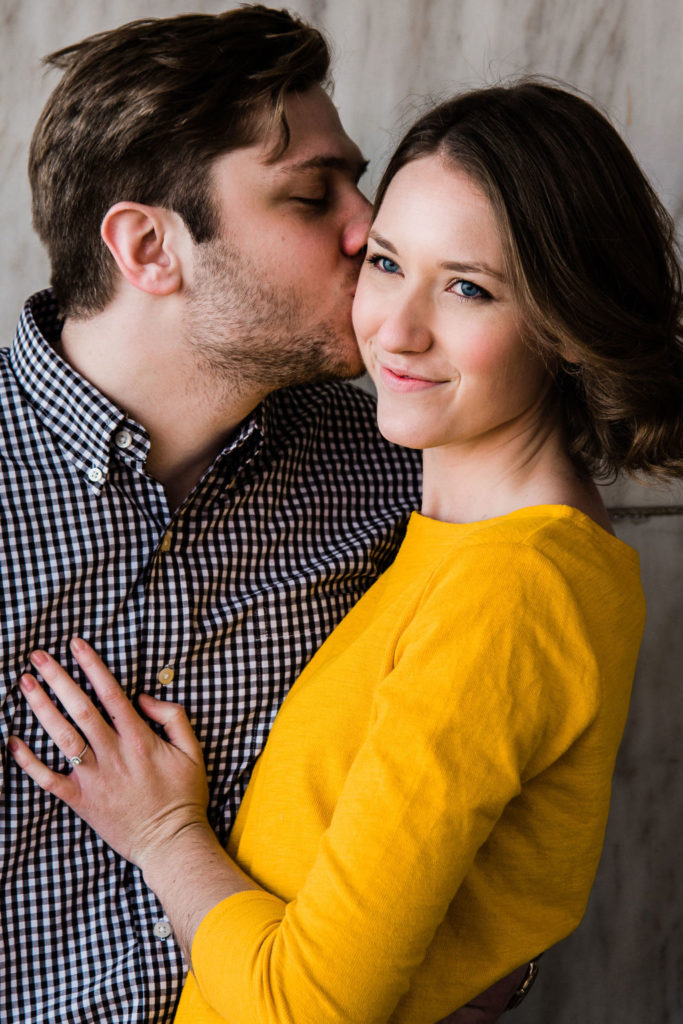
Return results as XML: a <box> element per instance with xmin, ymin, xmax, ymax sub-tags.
<box><xmin>341</xmin><ymin>192</ymin><xmax>372</xmax><ymax>257</ymax></box>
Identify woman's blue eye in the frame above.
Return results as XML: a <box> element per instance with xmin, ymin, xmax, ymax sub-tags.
<box><xmin>367</xmin><ymin>254</ymin><xmax>401</xmax><ymax>274</ymax></box>
<box><xmin>453</xmin><ymin>279</ymin><xmax>488</xmax><ymax>299</ymax></box>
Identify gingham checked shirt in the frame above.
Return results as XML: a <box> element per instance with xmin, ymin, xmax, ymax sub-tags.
<box><xmin>0</xmin><ymin>290</ymin><xmax>422</xmax><ymax>1024</ymax></box>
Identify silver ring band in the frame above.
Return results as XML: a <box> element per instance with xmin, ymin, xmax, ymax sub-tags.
<box><xmin>67</xmin><ymin>742</ymin><xmax>89</xmax><ymax>768</ymax></box>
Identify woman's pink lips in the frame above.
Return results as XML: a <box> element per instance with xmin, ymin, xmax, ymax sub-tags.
<box><xmin>380</xmin><ymin>365</ymin><xmax>444</xmax><ymax>393</ymax></box>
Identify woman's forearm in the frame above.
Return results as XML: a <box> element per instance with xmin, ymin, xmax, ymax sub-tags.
<box><xmin>140</xmin><ymin>822</ymin><xmax>261</xmax><ymax>965</ymax></box>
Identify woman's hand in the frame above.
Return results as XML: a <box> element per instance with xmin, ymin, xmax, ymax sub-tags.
<box><xmin>10</xmin><ymin>639</ymin><xmax>260</xmax><ymax>963</ymax></box>
<box><xmin>9</xmin><ymin>638</ymin><xmax>211</xmax><ymax>875</ymax></box>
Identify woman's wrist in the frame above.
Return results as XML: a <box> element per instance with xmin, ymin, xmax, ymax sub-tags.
<box><xmin>140</xmin><ymin>818</ymin><xmax>223</xmax><ymax>895</ymax></box>
<box><xmin>139</xmin><ymin>821</ymin><xmax>261</xmax><ymax>964</ymax></box>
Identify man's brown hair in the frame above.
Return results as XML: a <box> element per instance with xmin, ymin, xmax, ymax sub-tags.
<box><xmin>29</xmin><ymin>6</ymin><xmax>330</xmax><ymax>317</ymax></box>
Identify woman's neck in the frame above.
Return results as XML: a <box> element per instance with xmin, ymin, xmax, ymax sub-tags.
<box><xmin>420</xmin><ymin>419</ymin><xmax>613</xmax><ymax>533</ymax></box>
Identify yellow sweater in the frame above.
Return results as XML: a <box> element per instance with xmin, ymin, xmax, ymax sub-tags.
<box><xmin>177</xmin><ymin>506</ymin><xmax>645</xmax><ymax>1024</ymax></box>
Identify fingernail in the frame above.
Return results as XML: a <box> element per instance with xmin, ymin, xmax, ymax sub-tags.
<box><xmin>30</xmin><ymin>650</ymin><xmax>47</xmax><ymax>667</ymax></box>
<box><xmin>19</xmin><ymin>674</ymin><xmax>36</xmax><ymax>692</ymax></box>
<box><xmin>7</xmin><ymin>737</ymin><xmax>19</xmax><ymax>753</ymax></box>
<box><xmin>70</xmin><ymin>638</ymin><xmax>86</xmax><ymax>655</ymax></box>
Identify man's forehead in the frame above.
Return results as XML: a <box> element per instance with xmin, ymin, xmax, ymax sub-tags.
<box><xmin>271</xmin><ymin>86</ymin><xmax>366</xmax><ymax>174</ymax></box>
<box><xmin>211</xmin><ymin>86</ymin><xmax>367</xmax><ymax>184</ymax></box>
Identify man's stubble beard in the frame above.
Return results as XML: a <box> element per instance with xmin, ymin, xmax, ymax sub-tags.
<box><xmin>182</xmin><ymin>239</ymin><xmax>363</xmax><ymax>398</ymax></box>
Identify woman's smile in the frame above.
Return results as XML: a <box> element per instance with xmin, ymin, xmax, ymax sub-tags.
<box><xmin>379</xmin><ymin>364</ymin><xmax>449</xmax><ymax>392</ymax></box>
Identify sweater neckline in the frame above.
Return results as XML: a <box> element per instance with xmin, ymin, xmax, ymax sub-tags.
<box><xmin>407</xmin><ymin>504</ymin><xmax>639</xmax><ymax>563</ymax></box>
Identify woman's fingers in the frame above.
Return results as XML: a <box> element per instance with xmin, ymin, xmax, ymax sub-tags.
<box><xmin>27</xmin><ymin>641</ymin><xmax>146</xmax><ymax>745</ymax></box>
<box><xmin>16</xmin><ymin>640</ymin><xmax>155</xmax><ymax>776</ymax></box>
<box><xmin>137</xmin><ymin>693</ymin><xmax>204</xmax><ymax>764</ymax></box>
<box><xmin>68</xmin><ymin>638</ymin><xmax>145</xmax><ymax>734</ymax></box>
<box><xmin>18</xmin><ymin>671</ymin><xmax>96</xmax><ymax>766</ymax></box>
<box><xmin>8</xmin><ymin>734</ymin><xmax>82</xmax><ymax>801</ymax></box>
<box><xmin>19</xmin><ymin>642</ymin><xmax>202</xmax><ymax>770</ymax></box>
<box><xmin>64</xmin><ymin>643</ymin><xmax>201</xmax><ymax>762</ymax></box>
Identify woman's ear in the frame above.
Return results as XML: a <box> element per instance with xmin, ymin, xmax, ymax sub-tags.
<box><xmin>562</xmin><ymin>343</ymin><xmax>583</xmax><ymax>366</ymax></box>
<box><xmin>100</xmin><ymin>202</ymin><xmax>185</xmax><ymax>295</ymax></box>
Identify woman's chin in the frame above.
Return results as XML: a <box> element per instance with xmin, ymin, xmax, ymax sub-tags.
<box><xmin>375</xmin><ymin>417</ymin><xmax>425</xmax><ymax>451</ymax></box>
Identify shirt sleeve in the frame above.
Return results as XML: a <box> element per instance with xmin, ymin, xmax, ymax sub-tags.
<box><xmin>190</xmin><ymin>542</ymin><xmax>601</xmax><ymax>1024</ymax></box>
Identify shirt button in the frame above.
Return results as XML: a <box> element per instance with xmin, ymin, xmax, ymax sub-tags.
<box><xmin>159</xmin><ymin>531</ymin><xmax>172</xmax><ymax>553</ymax></box>
<box><xmin>114</xmin><ymin>430</ymin><xmax>133</xmax><ymax>450</ymax></box>
<box><xmin>157</xmin><ymin>666</ymin><xmax>174</xmax><ymax>686</ymax></box>
<box><xmin>153</xmin><ymin>920</ymin><xmax>172</xmax><ymax>940</ymax></box>
<box><xmin>87</xmin><ymin>466</ymin><xmax>104</xmax><ymax>483</ymax></box>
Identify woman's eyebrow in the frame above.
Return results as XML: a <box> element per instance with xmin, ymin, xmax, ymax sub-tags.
<box><xmin>441</xmin><ymin>260</ymin><xmax>504</xmax><ymax>280</ymax></box>
<box><xmin>368</xmin><ymin>231</ymin><xmax>398</xmax><ymax>253</ymax></box>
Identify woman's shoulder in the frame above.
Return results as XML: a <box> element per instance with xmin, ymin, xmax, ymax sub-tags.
<box><xmin>396</xmin><ymin>506</ymin><xmax>645</xmax><ymax>732</ymax></box>
<box><xmin>402</xmin><ymin>505</ymin><xmax>643</xmax><ymax>623</ymax></box>
<box><xmin>407</xmin><ymin>503</ymin><xmax>634</xmax><ymax>556</ymax></box>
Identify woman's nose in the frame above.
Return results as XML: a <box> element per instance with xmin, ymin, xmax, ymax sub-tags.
<box><xmin>374</xmin><ymin>298</ymin><xmax>434</xmax><ymax>354</ymax></box>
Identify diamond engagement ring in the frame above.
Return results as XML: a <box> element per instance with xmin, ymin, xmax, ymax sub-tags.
<box><xmin>67</xmin><ymin>742</ymin><xmax>89</xmax><ymax>768</ymax></box>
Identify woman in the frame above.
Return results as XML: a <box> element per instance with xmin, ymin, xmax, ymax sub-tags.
<box><xmin>10</xmin><ymin>82</ymin><xmax>683</xmax><ymax>1023</ymax></box>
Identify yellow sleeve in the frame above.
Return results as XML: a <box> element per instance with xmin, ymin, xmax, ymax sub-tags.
<box><xmin>190</xmin><ymin>543</ymin><xmax>600</xmax><ymax>1024</ymax></box>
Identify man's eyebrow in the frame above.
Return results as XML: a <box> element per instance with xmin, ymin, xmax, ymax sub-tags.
<box><xmin>280</xmin><ymin>155</ymin><xmax>369</xmax><ymax>182</ymax></box>
<box><xmin>368</xmin><ymin>232</ymin><xmax>504</xmax><ymax>280</ymax></box>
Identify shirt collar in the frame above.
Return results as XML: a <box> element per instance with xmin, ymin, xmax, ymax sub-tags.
<box><xmin>10</xmin><ymin>290</ymin><xmax>148</xmax><ymax>490</ymax></box>
<box><xmin>10</xmin><ymin>290</ymin><xmax>269</xmax><ymax>492</ymax></box>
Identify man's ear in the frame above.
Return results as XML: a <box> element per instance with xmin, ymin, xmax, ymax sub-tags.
<box><xmin>100</xmin><ymin>202</ymin><xmax>186</xmax><ymax>295</ymax></box>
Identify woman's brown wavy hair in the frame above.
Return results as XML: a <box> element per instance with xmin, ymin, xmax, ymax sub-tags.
<box><xmin>374</xmin><ymin>82</ymin><xmax>683</xmax><ymax>479</ymax></box>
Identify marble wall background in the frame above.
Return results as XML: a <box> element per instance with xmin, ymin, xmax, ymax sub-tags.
<box><xmin>1</xmin><ymin>1</ymin><xmax>681</xmax><ymax>1020</ymax></box>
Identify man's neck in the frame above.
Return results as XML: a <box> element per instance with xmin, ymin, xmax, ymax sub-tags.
<box><xmin>59</xmin><ymin>300</ymin><xmax>267</xmax><ymax>510</ymax></box>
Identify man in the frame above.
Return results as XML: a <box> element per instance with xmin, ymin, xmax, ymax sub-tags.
<box><xmin>0</xmin><ymin>7</ymin><xmax>533</xmax><ymax>1022</ymax></box>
